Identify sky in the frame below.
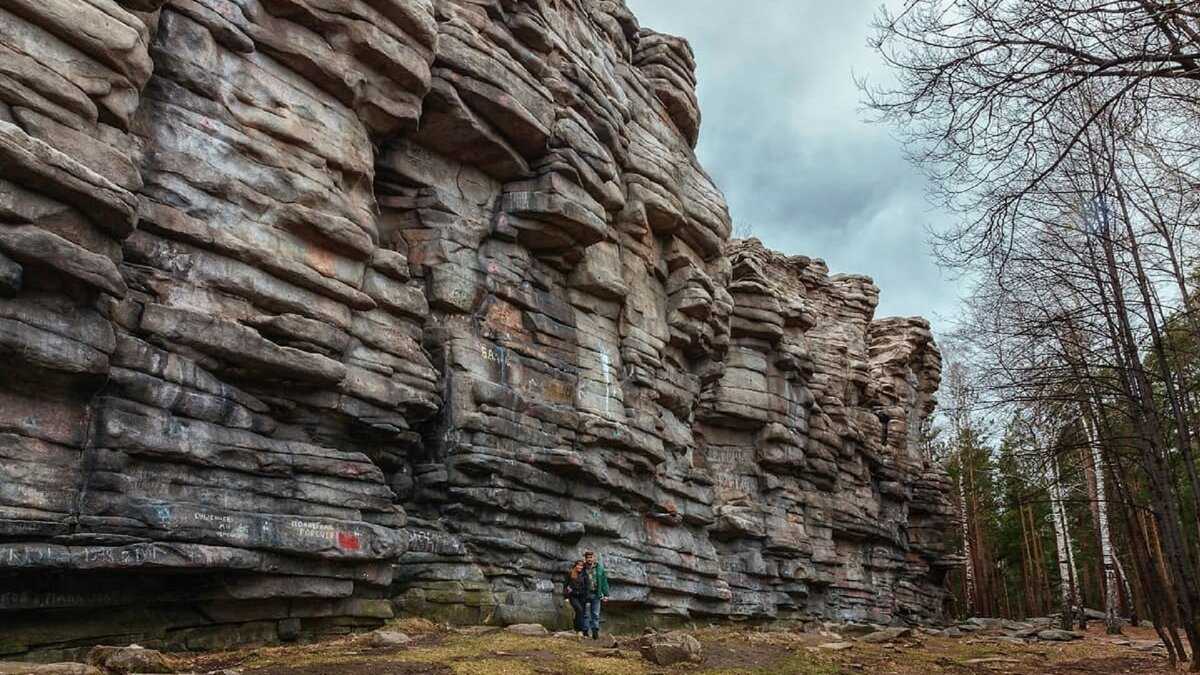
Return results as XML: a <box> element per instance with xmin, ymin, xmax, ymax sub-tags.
<box><xmin>624</xmin><ymin>0</ymin><xmax>963</xmax><ymax>327</ymax></box>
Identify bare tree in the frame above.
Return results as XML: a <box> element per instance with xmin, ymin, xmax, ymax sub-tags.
<box><xmin>864</xmin><ymin>0</ymin><xmax>1200</xmax><ymax>266</ymax></box>
<box><xmin>945</xmin><ymin>361</ymin><xmax>980</xmax><ymax>615</ymax></box>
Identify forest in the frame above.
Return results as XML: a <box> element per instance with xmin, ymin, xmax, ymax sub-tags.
<box><xmin>866</xmin><ymin>0</ymin><xmax>1200</xmax><ymax>669</ymax></box>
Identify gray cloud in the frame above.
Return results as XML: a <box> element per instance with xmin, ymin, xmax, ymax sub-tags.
<box><xmin>625</xmin><ymin>0</ymin><xmax>962</xmax><ymax>326</ymax></box>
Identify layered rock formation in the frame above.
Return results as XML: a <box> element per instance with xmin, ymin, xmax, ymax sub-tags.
<box><xmin>0</xmin><ymin>0</ymin><xmax>954</xmax><ymax>660</ymax></box>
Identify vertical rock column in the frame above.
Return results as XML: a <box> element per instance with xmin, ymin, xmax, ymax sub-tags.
<box><xmin>695</xmin><ymin>240</ymin><xmax>951</xmax><ymax>624</ymax></box>
<box><xmin>0</xmin><ymin>0</ymin><xmax>161</xmax><ymax>656</ymax></box>
<box><xmin>0</xmin><ymin>0</ymin><xmax>152</xmax><ymax>534</ymax></box>
<box><xmin>0</xmin><ymin>0</ymin><xmax>446</xmax><ymax>659</ymax></box>
<box><xmin>386</xmin><ymin>1</ymin><xmax>738</xmax><ymax>625</ymax></box>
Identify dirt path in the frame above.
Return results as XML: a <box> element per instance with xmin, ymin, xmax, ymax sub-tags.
<box><xmin>176</xmin><ymin>620</ymin><xmax>1174</xmax><ymax>675</ymax></box>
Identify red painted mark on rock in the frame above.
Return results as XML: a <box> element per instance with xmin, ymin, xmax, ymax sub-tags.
<box><xmin>336</xmin><ymin>532</ymin><xmax>361</xmax><ymax>551</ymax></box>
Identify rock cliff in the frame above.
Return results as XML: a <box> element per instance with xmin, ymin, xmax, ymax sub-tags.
<box><xmin>0</xmin><ymin>0</ymin><xmax>955</xmax><ymax>659</ymax></box>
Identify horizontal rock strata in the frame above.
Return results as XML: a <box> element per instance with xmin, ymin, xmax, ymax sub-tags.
<box><xmin>0</xmin><ymin>0</ymin><xmax>954</xmax><ymax>659</ymax></box>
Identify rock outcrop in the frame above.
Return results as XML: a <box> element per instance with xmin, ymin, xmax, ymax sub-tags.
<box><xmin>0</xmin><ymin>0</ymin><xmax>954</xmax><ymax>660</ymax></box>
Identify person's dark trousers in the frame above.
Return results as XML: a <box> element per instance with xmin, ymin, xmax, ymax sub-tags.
<box><xmin>585</xmin><ymin>595</ymin><xmax>602</xmax><ymax>638</ymax></box>
<box><xmin>568</xmin><ymin>597</ymin><xmax>587</xmax><ymax>634</ymax></box>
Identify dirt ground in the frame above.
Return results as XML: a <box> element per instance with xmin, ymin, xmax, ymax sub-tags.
<box><xmin>176</xmin><ymin>619</ymin><xmax>1175</xmax><ymax>675</ymax></box>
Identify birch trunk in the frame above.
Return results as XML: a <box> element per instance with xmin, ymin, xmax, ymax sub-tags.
<box><xmin>1048</xmin><ymin>453</ymin><xmax>1080</xmax><ymax>630</ymax></box>
<box><xmin>1083</xmin><ymin>415</ymin><xmax>1122</xmax><ymax>634</ymax></box>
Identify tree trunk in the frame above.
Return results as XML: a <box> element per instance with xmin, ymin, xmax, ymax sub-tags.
<box><xmin>1048</xmin><ymin>452</ymin><xmax>1080</xmax><ymax>630</ymax></box>
<box><xmin>1083</xmin><ymin>415</ymin><xmax>1122</xmax><ymax>634</ymax></box>
<box><xmin>958</xmin><ymin>469</ymin><xmax>975</xmax><ymax>617</ymax></box>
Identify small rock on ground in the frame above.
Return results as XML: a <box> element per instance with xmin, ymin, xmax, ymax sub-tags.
<box><xmin>819</xmin><ymin>642</ymin><xmax>855</xmax><ymax>651</ymax></box>
<box><xmin>88</xmin><ymin>645</ymin><xmax>173</xmax><ymax>674</ymax></box>
<box><xmin>860</xmin><ymin>627</ymin><xmax>913</xmax><ymax>644</ymax></box>
<box><xmin>638</xmin><ymin>632</ymin><xmax>702</xmax><ymax>666</ymax></box>
<box><xmin>1037</xmin><ymin>629</ymin><xmax>1084</xmax><ymax>642</ymax></box>
<box><xmin>367</xmin><ymin>630</ymin><xmax>412</xmax><ymax>648</ymax></box>
<box><xmin>1083</xmin><ymin>608</ymin><xmax>1115</xmax><ymax>621</ymax></box>
<box><xmin>838</xmin><ymin>623</ymin><xmax>879</xmax><ymax>637</ymax></box>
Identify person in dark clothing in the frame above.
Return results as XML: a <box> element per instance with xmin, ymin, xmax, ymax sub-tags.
<box><xmin>582</xmin><ymin>550</ymin><xmax>610</xmax><ymax>639</ymax></box>
<box><xmin>563</xmin><ymin>559</ymin><xmax>588</xmax><ymax>635</ymax></box>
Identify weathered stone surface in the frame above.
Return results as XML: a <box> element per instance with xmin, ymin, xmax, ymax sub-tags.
<box><xmin>637</xmin><ymin>631</ymin><xmax>702</xmax><ymax>665</ymax></box>
<box><xmin>87</xmin><ymin>645</ymin><xmax>172</xmax><ymax>674</ymax></box>
<box><xmin>366</xmin><ymin>630</ymin><xmax>412</xmax><ymax>648</ymax></box>
<box><xmin>0</xmin><ymin>0</ymin><xmax>435</xmax><ymax>660</ymax></box>
<box><xmin>0</xmin><ymin>225</ymin><xmax>126</xmax><ymax>298</ymax></box>
<box><xmin>0</xmin><ymin>0</ymin><xmax>953</xmax><ymax>660</ymax></box>
<box><xmin>0</xmin><ymin>665</ymin><xmax>100</xmax><ymax>675</ymax></box>
<box><xmin>1036</xmin><ymin>629</ymin><xmax>1084</xmax><ymax>642</ymax></box>
<box><xmin>0</xmin><ymin>252</ymin><xmax>23</xmax><ymax>296</ymax></box>
<box><xmin>860</xmin><ymin>627</ymin><xmax>913</xmax><ymax>644</ymax></box>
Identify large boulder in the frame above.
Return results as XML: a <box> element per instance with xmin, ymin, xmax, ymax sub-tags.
<box><xmin>87</xmin><ymin>645</ymin><xmax>173</xmax><ymax>674</ymax></box>
<box><xmin>638</xmin><ymin>632</ymin><xmax>703</xmax><ymax>666</ymax></box>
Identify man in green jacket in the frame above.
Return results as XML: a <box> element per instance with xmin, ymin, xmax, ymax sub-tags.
<box><xmin>582</xmin><ymin>550</ymin><xmax>609</xmax><ymax>639</ymax></box>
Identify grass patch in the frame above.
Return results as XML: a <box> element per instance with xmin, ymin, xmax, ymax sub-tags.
<box><xmin>176</xmin><ymin>622</ymin><xmax>1174</xmax><ymax>675</ymax></box>
<box><xmin>394</xmin><ymin>633</ymin><xmax>586</xmax><ymax>663</ymax></box>
<box><xmin>228</xmin><ymin>650</ymin><xmax>379</xmax><ymax>672</ymax></box>
<box><xmin>890</xmin><ymin>638</ymin><xmax>1009</xmax><ymax>664</ymax></box>
<box><xmin>448</xmin><ymin>658</ymin><xmax>538</xmax><ymax>675</ymax></box>
<box><xmin>562</xmin><ymin>656</ymin><xmax>651</xmax><ymax>675</ymax></box>
<box><xmin>387</xmin><ymin>617</ymin><xmax>441</xmax><ymax>634</ymax></box>
<box><xmin>703</xmin><ymin>653</ymin><xmax>839</xmax><ymax>675</ymax></box>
